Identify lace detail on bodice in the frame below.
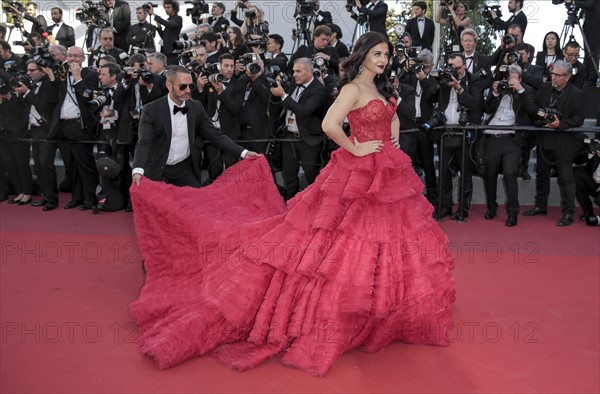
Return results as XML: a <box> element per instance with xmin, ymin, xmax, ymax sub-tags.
<box><xmin>347</xmin><ymin>98</ymin><xmax>397</xmax><ymax>142</ymax></box>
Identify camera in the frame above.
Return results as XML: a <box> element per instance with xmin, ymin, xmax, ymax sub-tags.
<box><xmin>440</xmin><ymin>0</ymin><xmax>454</xmax><ymax>8</ymax></box>
<box><xmin>297</xmin><ymin>0</ymin><xmax>318</xmax><ymax>17</ymax></box>
<box><xmin>89</xmin><ymin>88</ymin><xmax>111</xmax><ymax>110</ymax></box>
<box><xmin>431</xmin><ymin>66</ymin><xmax>459</xmax><ymax>84</ymax></box>
<box><xmin>537</xmin><ymin>107</ymin><xmax>562</xmax><ymax>124</ymax></box>
<box><xmin>29</xmin><ymin>44</ymin><xmax>61</xmax><ymax>72</ymax></box>
<box><xmin>503</xmin><ymin>34</ymin><xmax>518</xmax><ymax>47</ymax></box>
<box><xmin>497</xmin><ymin>79</ymin><xmax>511</xmax><ymax>94</ymax></box>
<box><xmin>75</xmin><ymin>1</ymin><xmax>108</xmax><ymax>27</ymax></box>
<box><xmin>239</xmin><ymin>53</ymin><xmax>260</xmax><ymax>74</ymax></box>
<box><xmin>422</xmin><ymin>111</ymin><xmax>447</xmax><ymax>132</ymax></box>
<box><xmin>584</xmin><ymin>138</ymin><xmax>600</xmax><ymax>155</ymax></box>
<box><xmin>457</xmin><ymin>104</ymin><xmax>469</xmax><ymax>126</ymax></box>
<box><xmin>3</xmin><ymin>0</ymin><xmax>25</xmax><ymax>12</ymax></box>
<box><xmin>173</xmin><ymin>38</ymin><xmax>199</xmax><ymax>50</ymax></box>
<box><xmin>142</xmin><ymin>2</ymin><xmax>158</xmax><ymax>11</ymax></box>
<box><xmin>482</xmin><ymin>5</ymin><xmax>502</xmax><ymax>27</ymax></box>
<box><xmin>9</xmin><ymin>71</ymin><xmax>32</xmax><ymax>89</ymax></box>
<box><xmin>268</xmin><ymin>65</ymin><xmax>290</xmax><ymax>88</ymax></box>
<box><xmin>185</xmin><ymin>0</ymin><xmax>209</xmax><ymax>24</ymax></box>
<box><xmin>505</xmin><ymin>51</ymin><xmax>520</xmax><ymax>64</ymax></box>
<box><xmin>124</xmin><ymin>66</ymin><xmax>154</xmax><ymax>83</ymax></box>
<box><xmin>245</xmin><ymin>10</ymin><xmax>256</xmax><ymax>18</ymax></box>
<box><xmin>12</xmin><ymin>41</ymin><xmax>27</xmax><ymax>46</ymax></box>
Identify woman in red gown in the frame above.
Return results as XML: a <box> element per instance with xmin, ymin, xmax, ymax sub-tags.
<box><xmin>129</xmin><ymin>32</ymin><xmax>456</xmax><ymax>377</ymax></box>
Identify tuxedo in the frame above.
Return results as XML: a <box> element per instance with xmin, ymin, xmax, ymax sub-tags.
<box><xmin>89</xmin><ymin>47</ymin><xmax>127</xmax><ymax>67</ymax></box>
<box><xmin>405</xmin><ymin>16</ymin><xmax>436</xmax><ymax>51</ymax></box>
<box><xmin>48</xmin><ymin>23</ymin><xmax>75</xmax><ymax>48</ymax></box>
<box><xmin>358</xmin><ymin>0</ymin><xmax>388</xmax><ymax>37</ymax></box>
<box><xmin>278</xmin><ymin>78</ymin><xmax>329</xmax><ymax>198</ymax></box>
<box><xmin>207</xmin><ymin>16</ymin><xmax>230</xmax><ymax>33</ymax></box>
<box><xmin>127</xmin><ymin>22</ymin><xmax>156</xmax><ymax>50</ymax></box>
<box><xmin>533</xmin><ymin>82</ymin><xmax>585</xmax><ymax>216</ymax></box>
<box><xmin>155</xmin><ymin>14</ymin><xmax>183</xmax><ymax>65</ymax></box>
<box><xmin>133</xmin><ymin>96</ymin><xmax>244</xmax><ymax>184</ymax></box>
<box><xmin>289</xmin><ymin>44</ymin><xmax>339</xmax><ymax>75</ymax></box>
<box><xmin>494</xmin><ymin>10</ymin><xmax>527</xmax><ymax>36</ymax></box>
<box><xmin>464</xmin><ymin>52</ymin><xmax>492</xmax><ymax>89</ymax></box>
<box><xmin>23</xmin><ymin>77</ymin><xmax>60</xmax><ymax>205</ymax></box>
<box><xmin>23</xmin><ymin>14</ymin><xmax>47</xmax><ymax>36</ymax></box>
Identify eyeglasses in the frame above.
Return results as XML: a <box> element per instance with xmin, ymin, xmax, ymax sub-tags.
<box><xmin>564</xmin><ymin>52</ymin><xmax>579</xmax><ymax>58</ymax></box>
<box><xmin>177</xmin><ymin>83</ymin><xmax>195</xmax><ymax>90</ymax></box>
<box><xmin>101</xmin><ymin>37</ymin><xmax>113</xmax><ymax>41</ymax></box>
<box><xmin>550</xmin><ymin>72</ymin><xmax>568</xmax><ymax>77</ymax></box>
<box><xmin>67</xmin><ymin>53</ymin><xmax>84</xmax><ymax>58</ymax></box>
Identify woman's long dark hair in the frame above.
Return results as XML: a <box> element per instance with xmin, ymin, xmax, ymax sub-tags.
<box><xmin>228</xmin><ymin>26</ymin><xmax>245</xmax><ymax>47</ymax></box>
<box><xmin>339</xmin><ymin>32</ymin><xmax>398</xmax><ymax>103</ymax></box>
<box><xmin>542</xmin><ymin>31</ymin><xmax>561</xmax><ymax>54</ymax></box>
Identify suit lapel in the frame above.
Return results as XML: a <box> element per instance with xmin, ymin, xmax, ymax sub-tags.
<box><xmin>162</xmin><ymin>97</ymin><xmax>173</xmax><ymax>140</ymax></box>
<box><xmin>186</xmin><ymin>101</ymin><xmax>195</xmax><ymax>148</ymax></box>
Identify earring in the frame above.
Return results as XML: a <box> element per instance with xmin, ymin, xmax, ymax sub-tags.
<box><xmin>358</xmin><ymin>64</ymin><xmax>364</xmax><ymax>75</ymax></box>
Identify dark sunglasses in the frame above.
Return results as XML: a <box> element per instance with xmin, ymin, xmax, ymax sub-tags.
<box><xmin>177</xmin><ymin>83</ymin><xmax>195</xmax><ymax>91</ymax></box>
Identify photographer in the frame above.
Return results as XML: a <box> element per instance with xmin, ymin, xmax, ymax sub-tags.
<box><xmin>483</xmin><ymin>64</ymin><xmax>536</xmax><ymax>227</ymax></box>
<box><xmin>431</xmin><ymin>53</ymin><xmax>484</xmax><ymax>221</ymax></box>
<box><xmin>48</xmin><ymin>46</ymin><xmax>100</xmax><ymax>211</ymax></box>
<box><xmin>327</xmin><ymin>23</ymin><xmax>350</xmax><ymax>60</ymax></box>
<box><xmin>490</xmin><ymin>24</ymin><xmax>523</xmax><ymax>69</ymax></box>
<box><xmin>12</xmin><ymin>60</ymin><xmax>59</xmax><ymax>211</ymax></box>
<box><xmin>200</xmin><ymin>32</ymin><xmax>226</xmax><ymax>63</ymax></box>
<box><xmin>231</xmin><ymin>2</ymin><xmax>268</xmax><ymax>42</ymax></box>
<box><xmin>289</xmin><ymin>25</ymin><xmax>339</xmax><ymax>77</ymax></box>
<box><xmin>460</xmin><ymin>29</ymin><xmax>492</xmax><ymax>89</ymax></box>
<box><xmin>562</xmin><ymin>41</ymin><xmax>587</xmax><ymax>89</ymax></box>
<box><xmin>489</xmin><ymin>0</ymin><xmax>528</xmax><ymax>36</ymax></box>
<box><xmin>435</xmin><ymin>0</ymin><xmax>471</xmax><ymax>48</ymax></box>
<box><xmin>102</xmin><ymin>0</ymin><xmax>131</xmax><ymax>51</ymax></box>
<box><xmin>5</xmin><ymin>2</ymin><xmax>47</xmax><ymax>37</ymax></box>
<box><xmin>89</xmin><ymin>29</ymin><xmax>127</xmax><ymax>68</ymax></box>
<box><xmin>147</xmin><ymin>0</ymin><xmax>182</xmax><ymax>65</ymax></box>
<box><xmin>564</xmin><ymin>0</ymin><xmax>600</xmax><ymax>83</ymax></box>
<box><xmin>224</xmin><ymin>26</ymin><xmax>249</xmax><ymax>61</ymax></box>
<box><xmin>206</xmin><ymin>2</ymin><xmax>230</xmax><ymax>33</ymax></box>
<box><xmin>524</xmin><ymin>60</ymin><xmax>585</xmax><ymax>226</ymax></box>
<box><xmin>127</xmin><ymin>6</ymin><xmax>157</xmax><ymax>52</ymax></box>
<box><xmin>270</xmin><ymin>57</ymin><xmax>328</xmax><ymax>199</ymax></box>
<box><xmin>47</xmin><ymin>7</ymin><xmax>75</xmax><ymax>48</ymax></box>
<box><xmin>0</xmin><ymin>40</ymin><xmax>25</xmax><ymax>72</ymax></box>
<box><xmin>405</xmin><ymin>1</ymin><xmax>435</xmax><ymax>51</ymax></box>
<box><xmin>352</xmin><ymin>0</ymin><xmax>388</xmax><ymax>37</ymax></box>
<box><xmin>574</xmin><ymin>140</ymin><xmax>600</xmax><ymax>223</ymax></box>
<box><xmin>196</xmin><ymin>53</ymin><xmax>244</xmax><ymax>181</ymax></box>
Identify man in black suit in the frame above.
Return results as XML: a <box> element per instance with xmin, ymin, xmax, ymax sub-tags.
<box><xmin>354</xmin><ymin>0</ymin><xmax>388</xmax><ymax>37</ymax></box>
<box><xmin>489</xmin><ymin>0</ymin><xmax>528</xmax><ymax>36</ymax></box>
<box><xmin>207</xmin><ymin>2</ymin><xmax>230</xmax><ymax>33</ymax></box>
<box><xmin>132</xmin><ymin>65</ymin><xmax>260</xmax><ymax>187</ymax></box>
<box><xmin>328</xmin><ymin>24</ymin><xmax>350</xmax><ymax>60</ymax></box>
<box><xmin>405</xmin><ymin>1</ymin><xmax>435</xmax><ymax>51</ymax></box>
<box><xmin>562</xmin><ymin>41</ymin><xmax>587</xmax><ymax>90</ymax></box>
<box><xmin>103</xmin><ymin>0</ymin><xmax>131</xmax><ymax>51</ymax></box>
<box><xmin>7</xmin><ymin>2</ymin><xmax>47</xmax><ymax>37</ymax></box>
<box><xmin>490</xmin><ymin>24</ymin><xmax>523</xmax><ymax>69</ymax></box>
<box><xmin>270</xmin><ymin>58</ymin><xmax>328</xmax><ymax>199</ymax></box>
<box><xmin>196</xmin><ymin>53</ymin><xmax>244</xmax><ymax>181</ymax></box>
<box><xmin>89</xmin><ymin>29</ymin><xmax>127</xmax><ymax>67</ymax></box>
<box><xmin>289</xmin><ymin>25</ymin><xmax>339</xmax><ymax>76</ymax></box>
<box><xmin>48</xmin><ymin>46</ymin><xmax>100</xmax><ymax>210</ymax></box>
<box><xmin>127</xmin><ymin>6</ymin><xmax>157</xmax><ymax>51</ymax></box>
<box><xmin>482</xmin><ymin>64</ymin><xmax>536</xmax><ymax>227</ymax></box>
<box><xmin>432</xmin><ymin>53</ymin><xmax>484</xmax><ymax>221</ymax></box>
<box><xmin>147</xmin><ymin>0</ymin><xmax>182</xmax><ymax>65</ymax></box>
<box><xmin>13</xmin><ymin>60</ymin><xmax>59</xmax><ymax>211</ymax></box>
<box><xmin>523</xmin><ymin>60</ymin><xmax>585</xmax><ymax>226</ymax></box>
<box><xmin>48</xmin><ymin>7</ymin><xmax>75</xmax><ymax>48</ymax></box>
<box><xmin>460</xmin><ymin>28</ymin><xmax>492</xmax><ymax>89</ymax></box>
<box><xmin>0</xmin><ymin>40</ymin><xmax>25</xmax><ymax>72</ymax></box>
<box><xmin>265</xmin><ymin>34</ymin><xmax>288</xmax><ymax>74</ymax></box>
<box><xmin>566</xmin><ymin>0</ymin><xmax>600</xmax><ymax>83</ymax></box>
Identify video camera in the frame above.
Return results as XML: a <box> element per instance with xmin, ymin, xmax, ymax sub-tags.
<box><xmin>75</xmin><ymin>1</ymin><xmax>108</xmax><ymax>27</ymax></box>
<box><xmin>296</xmin><ymin>0</ymin><xmax>317</xmax><ymax>17</ymax></box>
<box><xmin>185</xmin><ymin>0</ymin><xmax>209</xmax><ymax>24</ymax></box>
<box><xmin>482</xmin><ymin>5</ymin><xmax>502</xmax><ymax>28</ymax></box>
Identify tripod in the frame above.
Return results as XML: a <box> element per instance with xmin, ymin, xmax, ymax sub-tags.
<box><xmin>349</xmin><ymin>14</ymin><xmax>367</xmax><ymax>52</ymax></box>
<box><xmin>291</xmin><ymin>15</ymin><xmax>313</xmax><ymax>53</ymax></box>
<box><xmin>559</xmin><ymin>7</ymin><xmax>599</xmax><ymax>80</ymax></box>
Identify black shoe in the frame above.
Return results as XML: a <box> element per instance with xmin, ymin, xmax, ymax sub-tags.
<box><xmin>523</xmin><ymin>207</ymin><xmax>547</xmax><ymax>216</ymax></box>
<box><xmin>42</xmin><ymin>203</ymin><xmax>57</xmax><ymax>211</ymax></box>
<box><xmin>580</xmin><ymin>212</ymin><xmax>592</xmax><ymax>221</ymax></box>
<box><xmin>557</xmin><ymin>214</ymin><xmax>574</xmax><ymax>227</ymax></box>
<box><xmin>18</xmin><ymin>198</ymin><xmax>32</xmax><ymax>205</ymax></box>
<box><xmin>506</xmin><ymin>215</ymin><xmax>518</xmax><ymax>227</ymax></box>
<box><xmin>64</xmin><ymin>200</ymin><xmax>83</xmax><ymax>209</ymax></box>
<box><xmin>7</xmin><ymin>198</ymin><xmax>20</xmax><ymax>205</ymax></box>
<box><xmin>433</xmin><ymin>209</ymin><xmax>452</xmax><ymax>221</ymax></box>
<box><xmin>452</xmin><ymin>211</ymin><xmax>469</xmax><ymax>221</ymax></box>
<box><xmin>32</xmin><ymin>198</ymin><xmax>47</xmax><ymax>207</ymax></box>
<box><xmin>79</xmin><ymin>203</ymin><xmax>97</xmax><ymax>211</ymax></box>
<box><xmin>484</xmin><ymin>210</ymin><xmax>497</xmax><ymax>220</ymax></box>
<box><xmin>125</xmin><ymin>201</ymin><xmax>133</xmax><ymax>212</ymax></box>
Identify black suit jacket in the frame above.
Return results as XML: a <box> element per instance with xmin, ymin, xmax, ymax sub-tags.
<box><xmin>405</xmin><ymin>17</ymin><xmax>436</xmax><ymax>51</ymax></box>
<box><xmin>106</xmin><ymin>1</ymin><xmax>131</xmax><ymax>50</ymax></box>
<box><xmin>313</xmin><ymin>10</ymin><xmax>332</xmax><ymax>27</ymax></box>
<box><xmin>48</xmin><ymin>23</ymin><xmax>75</xmax><ymax>48</ymax></box>
<box><xmin>569</xmin><ymin>60</ymin><xmax>587</xmax><ymax>90</ymax></box>
<box><xmin>333</xmin><ymin>40</ymin><xmax>350</xmax><ymax>59</ymax></box>
<box><xmin>266</xmin><ymin>52</ymin><xmax>289</xmax><ymax>74</ymax></box>
<box><xmin>434</xmin><ymin>71</ymin><xmax>484</xmax><ymax>125</ymax></box>
<box><xmin>155</xmin><ymin>14</ymin><xmax>183</xmax><ymax>62</ymax></box>
<box><xmin>402</xmin><ymin>73</ymin><xmax>438</xmax><ymax>123</ymax></box>
<box><xmin>49</xmin><ymin>68</ymin><xmax>100</xmax><ymax>139</ymax></box>
<box><xmin>397</xmin><ymin>83</ymin><xmax>416</xmax><ymax>130</ymax></box>
<box><xmin>359</xmin><ymin>1</ymin><xmax>388</xmax><ymax>37</ymax></box>
<box><xmin>485</xmin><ymin>85</ymin><xmax>536</xmax><ymax>126</ymax></box>
<box><xmin>494</xmin><ymin>10</ymin><xmax>527</xmax><ymax>35</ymax></box>
<box><xmin>197</xmin><ymin>77</ymin><xmax>244</xmax><ymax>139</ymax></box>
<box><xmin>22</xmin><ymin>77</ymin><xmax>59</xmax><ymax>134</ymax></box>
<box><xmin>127</xmin><ymin>22</ymin><xmax>156</xmax><ymax>50</ymax></box>
<box><xmin>465</xmin><ymin>52</ymin><xmax>492</xmax><ymax>89</ymax></box>
<box><xmin>238</xmin><ymin>74</ymin><xmax>275</xmax><ymax>139</ymax></box>
<box><xmin>24</xmin><ymin>14</ymin><xmax>47</xmax><ymax>36</ymax></box>
<box><xmin>289</xmin><ymin>45</ymin><xmax>339</xmax><ymax>75</ymax></box>
<box><xmin>279</xmin><ymin>78</ymin><xmax>329</xmax><ymax>146</ymax></box>
<box><xmin>208</xmin><ymin>16</ymin><xmax>230</xmax><ymax>33</ymax></box>
<box><xmin>535</xmin><ymin>51</ymin><xmax>564</xmax><ymax>68</ymax></box>
<box><xmin>133</xmin><ymin>96</ymin><xmax>244</xmax><ymax>181</ymax></box>
<box><xmin>521</xmin><ymin>63</ymin><xmax>544</xmax><ymax>90</ymax></box>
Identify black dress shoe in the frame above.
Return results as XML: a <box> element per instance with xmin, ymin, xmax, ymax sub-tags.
<box><xmin>79</xmin><ymin>203</ymin><xmax>97</xmax><ymax>211</ymax></box>
<box><xmin>433</xmin><ymin>209</ymin><xmax>452</xmax><ymax>221</ymax></box>
<box><xmin>64</xmin><ymin>200</ymin><xmax>83</xmax><ymax>209</ymax></box>
<box><xmin>18</xmin><ymin>198</ymin><xmax>32</xmax><ymax>205</ymax></box>
<box><xmin>7</xmin><ymin>198</ymin><xmax>20</xmax><ymax>205</ymax></box>
<box><xmin>452</xmin><ymin>211</ymin><xmax>469</xmax><ymax>221</ymax></box>
<box><xmin>42</xmin><ymin>203</ymin><xmax>57</xmax><ymax>211</ymax></box>
<box><xmin>523</xmin><ymin>207</ymin><xmax>548</xmax><ymax>216</ymax></box>
<box><xmin>506</xmin><ymin>215</ymin><xmax>518</xmax><ymax>227</ymax></box>
<box><xmin>557</xmin><ymin>214</ymin><xmax>574</xmax><ymax>227</ymax></box>
<box><xmin>32</xmin><ymin>198</ymin><xmax>47</xmax><ymax>207</ymax></box>
<box><xmin>484</xmin><ymin>210</ymin><xmax>497</xmax><ymax>220</ymax></box>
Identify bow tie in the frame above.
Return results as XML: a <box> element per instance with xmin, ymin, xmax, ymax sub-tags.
<box><xmin>417</xmin><ymin>18</ymin><xmax>425</xmax><ymax>22</ymax></box>
<box><xmin>53</xmin><ymin>23</ymin><xmax>60</xmax><ymax>27</ymax></box>
<box><xmin>173</xmin><ymin>105</ymin><xmax>188</xmax><ymax>115</ymax></box>
<box><xmin>465</xmin><ymin>56</ymin><xmax>474</xmax><ymax>60</ymax></box>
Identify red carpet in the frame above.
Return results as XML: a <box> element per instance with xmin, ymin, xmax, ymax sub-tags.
<box><xmin>1</xmin><ymin>197</ymin><xmax>598</xmax><ymax>393</ymax></box>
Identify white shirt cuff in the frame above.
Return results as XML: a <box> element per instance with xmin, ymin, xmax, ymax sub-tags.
<box><xmin>240</xmin><ymin>149</ymin><xmax>248</xmax><ymax>159</ymax></box>
<box><xmin>132</xmin><ymin>167</ymin><xmax>144</xmax><ymax>176</ymax></box>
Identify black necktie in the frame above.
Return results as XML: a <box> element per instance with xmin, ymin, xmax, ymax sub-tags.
<box><xmin>173</xmin><ymin>105</ymin><xmax>188</xmax><ymax>115</ymax></box>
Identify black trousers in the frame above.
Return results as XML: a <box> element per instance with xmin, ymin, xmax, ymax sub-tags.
<box><xmin>534</xmin><ymin>144</ymin><xmax>580</xmax><ymax>215</ymax></box>
<box><xmin>484</xmin><ymin>134</ymin><xmax>521</xmax><ymax>216</ymax></box>
<box><xmin>520</xmin><ymin>131</ymin><xmax>537</xmax><ymax>169</ymax></box>
<box><xmin>440</xmin><ymin>135</ymin><xmax>472</xmax><ymax>214</ymax></box>
<box><xmin>97</xmin><ymin>127</ymin><xmax>131</xmax><ymax>211</ymax></box>
<box><xmin>31</xmin><ymin>126</ymin><xmax>59</xmax><ymax>204</ymax></box>
<box><xmin>574</xmin><ymin>165</ymin><xmax>599</xmax><ymax>216</ymax></box>
<box><xmin>399</xmin><ymin>132</ymin><xmax>418</xmax><ymax>166</ymax></box>
<box><xmin>161</xmin><ymin>157</ymin><xmax>202</xmax><ymax>188</ymax></box>
<box><xmin>416</xmin><ymin>132</ymin><xmax>438</xmax><ymax>200</ymax></box>
<box><xmin>57</xmin><ymin>120</ymin><xmax>99</xmax><ymax>205</ymax></box>
<box><xmin>0</xmin><ymin>137</ymin><xmax>33</xmax><ymax>195</ymax></box>
<box><xmin>205</xmin><ymin>143</ymin><xmax>240</xmax><ymax>182</ymax></box>
<box><xmin>281</xmin><ymin>135</ymin><xmax>323</xmax><ymax>199</ymax></box>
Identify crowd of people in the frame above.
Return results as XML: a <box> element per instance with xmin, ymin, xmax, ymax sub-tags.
<box><xmin>0</xmin><ymin>0</ymin><xmax>599</xmax><ymax>226</ymax></box>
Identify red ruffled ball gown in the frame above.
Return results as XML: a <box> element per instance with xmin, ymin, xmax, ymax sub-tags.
<box><xmin>129</xmin><ymin>98</ymin><xmax>456</xmax><ymax>376</ymax></box>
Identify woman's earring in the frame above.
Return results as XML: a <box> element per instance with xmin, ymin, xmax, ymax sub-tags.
<box><xmin>358</xmin><ymin>64</ymin><xmax>364</xmax><ymax>75</ymax></box>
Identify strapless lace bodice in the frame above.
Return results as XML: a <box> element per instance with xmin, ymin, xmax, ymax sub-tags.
<box><xmin>347</xmin><ymin>97</ymin><xmax>397</xmax><ymax>142</ymax></box>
